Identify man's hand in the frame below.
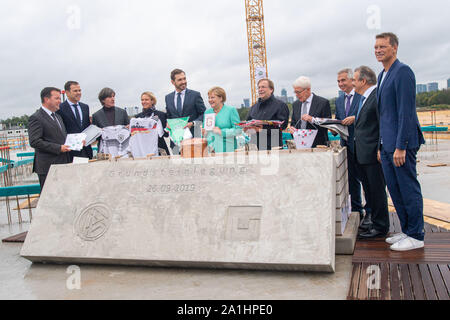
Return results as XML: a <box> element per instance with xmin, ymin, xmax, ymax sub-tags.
<box><xmin>377</xmin><ymin>150</ymin><xmax>381</xmax><ymax>164</ymax></box>
<box><xmin>301</xmin><ymin>114</ymin><xmax>313</xmax><ymax>123</ymax></box>
<box><xmin>289</xmin><ymin>127</ymin><xmax>296</xmax><ymax>135</ymax></box>
<box><xmin>393</xmin><ymin>149</ymin><xmax>406</xmax><ymax>167</ymax></box>
<box><xmin>61</xmin><ymin>145</ymin><xmax>71</xmax><ymax>153</ymax></box>
<box><xmin>184</xmin><ymin>122</ymin><xmax>194</xmax><ymax>129</ymax></box>
<box><xmin>342</xmin><ymin>116</ymin><xmax>355</xmax><ymax>126</ymax></box>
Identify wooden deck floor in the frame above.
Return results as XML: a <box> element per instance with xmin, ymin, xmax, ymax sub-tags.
<box><xmin>348</xmin><ymin>212</ymin><xmax>450</xmax><ymax>300</ymax></box>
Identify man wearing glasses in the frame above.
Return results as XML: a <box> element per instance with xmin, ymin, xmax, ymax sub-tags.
<box><xmin>290</xmin><ymin>76</ymin><xmax>331</xmax><ymax>147</ymax></box>
<box><xmin>246</xmin><ymin>79</ymin><xmax>290</xmax><ymax>150</ymax></box>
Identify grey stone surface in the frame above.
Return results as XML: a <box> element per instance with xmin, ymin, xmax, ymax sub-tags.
<box><xmin>335</xmin><ymin>213</ymin><xmax>360</xmax><ymax>255</ymax></box>
<box><xmin>21</xmin><ymin>150</ymin><xmax>337</xmax><ymax>272</ymax></box>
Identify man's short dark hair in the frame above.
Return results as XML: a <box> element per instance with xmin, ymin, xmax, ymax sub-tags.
<box><xmin>98</xmin><ymin>87</ymin><xmax>116</xmax><ymax>106</ymax></box>
<box><xmin>40</xmin><ymin>87</ymin><xmax>61</xmax><ymax>103</ymax></box>
<box><xmin>171</xmin><ymin>69</ymin><xmax>185</xmax><ymax>81</ymax></box>
<box><xmin>64</xmin><ymin>81</ymin><xmax>79</xmax><ymax>92</ymax></box>
<box><xmin>376</xmin><ymin>32</ymin><xmax>399</xmax><ymax>47</ymax></box>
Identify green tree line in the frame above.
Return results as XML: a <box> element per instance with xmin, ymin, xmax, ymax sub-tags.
<box><xmin>1</xmin><ymin>115</ymin><xmax>29</xmax><ymax>129</ymax></box>
<box><xmin>416</xmin><ymin>89</ymin><xmax>450</xmax><ymax>109</ymax></box>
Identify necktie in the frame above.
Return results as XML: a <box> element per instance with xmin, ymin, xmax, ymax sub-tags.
<box><xmin>51</xmin><ymin>113</ymin><xmax>62</xmax><ymax>130</ymax></box>
<box><xmin>301</xmin><ymin>101</ymin><xmax>307</xmax><ymax>129</ymax></box>
<box><xmin>356</xmin><ymin>96</ymin><xmax>366</xmax><ymax>120</ymax></box>
<box><xmin>345</xmin><ymin>94</ymin><xmax>353</xmax><ymax>117</ymax></box>
<box><xmin>177</xmin><ymin>92</ymin><xmax>182</xmax><ymax>115</ymax></box>
<box><xmin>73</xmin><ymin>104</ymin><xmax>82</xmax><ymax>127</ymax></box>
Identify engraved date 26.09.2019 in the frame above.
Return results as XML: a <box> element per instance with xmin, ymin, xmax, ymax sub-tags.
<box><xmin>146</xmin><ymin>184</ymin><xmax>196</xmax><ymax>194</ymax></box>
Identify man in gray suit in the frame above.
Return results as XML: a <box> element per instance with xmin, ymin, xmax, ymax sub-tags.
<box><xmin>28</xmin><ymin>87</ymin><xmax>71</xmax><ymax>189</ymax></box>
<box><xmin>165</xmin><ymin>69</ymin><xmax>206</xmax><ymax>137</ymax></box>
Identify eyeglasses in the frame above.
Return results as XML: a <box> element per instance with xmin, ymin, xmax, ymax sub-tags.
<box><xmin>294</xmin><ymin>88</ymin><xmax>309</xmax><ymax>95</ymax></box>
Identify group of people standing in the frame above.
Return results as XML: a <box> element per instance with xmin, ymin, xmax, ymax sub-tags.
<box><xmin>28</xmin><ymin>32</ymin><xmax>425</xmax><ymax>252</ymax></box>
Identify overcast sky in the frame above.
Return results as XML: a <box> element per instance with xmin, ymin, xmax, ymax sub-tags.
<box><xmin>0</xmin><ymin>0</ymin><xmax>449</xmax><ymax>119</ymax></box>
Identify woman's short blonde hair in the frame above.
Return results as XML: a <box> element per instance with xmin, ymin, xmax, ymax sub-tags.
<box><xmin>208</xmin><ymin>87</ymin><xmax>227</xmax><ymax>103</ymax></box>
<box><xmin>141</xmin><ymin>91</ymin><xmax>157</xmax><ymax>106</ymax></box>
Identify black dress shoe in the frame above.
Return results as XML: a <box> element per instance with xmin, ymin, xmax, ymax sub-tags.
<box><xmin>358</xmin><ymin>228</ymin><xmax>388</xmax><ymax>240</ymax></box>
<box><xmin>361</xmin><ymin>213</ymin><xmax>372</xmax><ymax>227</ymax></box>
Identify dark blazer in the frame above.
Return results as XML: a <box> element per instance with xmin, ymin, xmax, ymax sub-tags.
<box><xmin>354</xmin><ymin>89</ymin><xmax>380</xmax><ymax>165</ymax></box>
<box><xmin>92</xmin><ymin>107</ymin><xmax>130</xmax><ymax>129</ymax></box>
<box><xmin>335</xmin><ymin>92</ymin><xmax>362</xmax><ymax>153</ymax></box>
<box><xmin>57</xmin><ymin>100</ymin><xmax>93</xmax><ymax>159</ymax></box>
<box><xmin>246</xmin><ymin>95</ymin><xmax>290</xmax><ymax>150</ymax></box>
<box><xmin>165</xmin><ymin>89</ymin><xmax>206</xmax><ymax>133</ymax></box>
<box><xmin>291</xmin><ymin>94</ymin><xmax>332</xmax><ymax>147</ymax></box>
<box><xmin>28</xmin><ymin>108</ymin><xmax>71</xmax><ymax>175</ymax></box>
<box><xmin>377</xmin><ymin>59</ymin><xmax>425</xmax><ymax>152</ymax></box>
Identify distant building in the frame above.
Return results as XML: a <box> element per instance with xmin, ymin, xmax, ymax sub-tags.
<box><xmin>427</xmin><ymin>82</ymin><xmax>439</xmax><ymax>92</ymax></box>
<box><xmin>447</xmin><ymin>78</ymin><xmax>450</xmax><ymax>89</ymax></box>
<box><xmin>338</xmin><ymin>90</ymin><xmax>345</xmax><ymax>98</ymax></box>
<box><xmin>281</xmin><ymin>88</ymin><xmax>287</xmax><ymax>98</ymax></box>
<box><xmin>288</xmin><ymin>97</ymin><xmax>295</xmax><ymax>104</ymax></box>
<box><xmin>416</xmin><ymin>84</ymin><xmax>427</xmax><ymax>94</ymax></box>
<box><xmin>243</xmin><ymin>99</ymin><xmax>250</xmax><ymax>108</ymax></box>
<box><xmin>277</xmin><ymin>95</ymin><xmax>288</xmax><ymax>103</ymax></box>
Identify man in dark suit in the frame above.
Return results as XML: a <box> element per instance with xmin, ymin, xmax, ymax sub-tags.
<box><xmin>290</xmin><ymin>76</ymin><xmax>331</xmax><ymax>147</ymax></box>
<box><xmin>28</xmin><ymin>87</ymin><xmax>71</xmax><ymax>189</ymax></box>
<box><xmin>246</xmin><ymin>78</ymin><xmax>290</xmax><ymax>150</ymax></box>
<box><xmin>375</xmin><ymin>32</ymin><xmax>425</xmax><ymax>251</ymax></box>
<box><xmin>92</xmin><ymin>87</ymin><xmax>130</xmax><ymax>128</ymax></box>
<box><xmin>352</xmin><ymin>66</ymin><xmax>390</xmax><ymax>239</ymax></box>
<box><xmin>165</xmin><ymin>69</ymin><xmax>206</xmax><ymax>138</ymax></box>
<box><xmin>57</xmin><ymin>81</ymin><xmax>93</xmax><ymax>160</ymax></box>
<box><xmin>335</xmin><ymin>69</ymin><xmax>372</xmax><ymax>228</ymax></box>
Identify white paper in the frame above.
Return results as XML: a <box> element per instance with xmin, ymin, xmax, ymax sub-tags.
<box><xmin>72</xmin><ymin>157</ymin><xmax>89</xmax><ymax>164</ymax></box>
<box><xmin>293</xmin><ymin>129</ymin><xmax>318</xmax><ymax>149</ymax></box>
<box><xmin>183</xmin><ymin>128</ymin><xmax>193</xmax><ymax>140</ymax></box>
<box><xmin>204</xmin><ymin>113</ymin><xmax>216</xmax><ymax>131</ymax></box>
<box><xmin>65</xmin><ymin>133</ymin><xmax>87</xmax><ymax>151</ymax></box>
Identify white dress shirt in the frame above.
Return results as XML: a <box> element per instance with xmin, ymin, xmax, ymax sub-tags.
<box><xmin>174</xmin><ymin>89</ymin><xmax>187</xmax><ymax>111</ymax></box>
<box><xmin>67</xmin><ymin>100</ymin><xmax>83</xmax><ymax>123</ymax></box>
<box><xmin>41</xmin><ymin>106</ymin><xmax>62</xmax><ymax>129</ymax></box>
<box><xmin>345</xmin><ymin>89</ymin><xmax>355</xmax><ymax>107</ymax></box>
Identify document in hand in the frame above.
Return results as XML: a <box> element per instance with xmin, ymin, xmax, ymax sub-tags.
<box><xmin>293</xmin><ymin>129</ymin><xmax>318</xmax><ymax>149</ymax></box>
<box><xmin>65</xmin><ymin>133</ymin><xmax>87</xmax><ymax>151</ymax></box>
<box><xmin>312</xmin><ymin>118</ymin><xmax>349</xmax><ymax>141</ymax></box>
<box><xmin>82</xmin><ymin>125</ymin><xmax>103</xmax><ymax>146</ymax></box>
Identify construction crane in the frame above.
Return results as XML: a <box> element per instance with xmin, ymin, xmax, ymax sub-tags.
<box><xmin>245</xmin><ymin>0</ymin><xmax>269</xmax><ymax>105</ymax></box>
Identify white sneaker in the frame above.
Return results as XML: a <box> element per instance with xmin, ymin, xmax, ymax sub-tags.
<box><xmin>390</xmin><ymin>237</ymin><xmax>424</xmax><ymax>252</ymax></box>
<box><xmin>386</xmin><ymin>233</ymin><xmax>408</xmax><ymax>245</ymax></box>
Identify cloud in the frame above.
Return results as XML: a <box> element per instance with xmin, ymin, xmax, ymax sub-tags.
<box><xmin>0</xmin><ymin>0</ymin><xmax>449</xmax><ymax>119</ymax></box>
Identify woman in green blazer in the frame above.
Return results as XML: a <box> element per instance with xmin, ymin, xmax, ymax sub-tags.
<box><xmin>202</xmin><ymin>87</ymin><xmax>241</xmax><ymax>153</ymax></box>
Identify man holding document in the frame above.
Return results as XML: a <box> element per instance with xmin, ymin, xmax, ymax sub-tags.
<box><xmin>28</xmin><ymin>87</ymin><xmax>71</xmax><ymax>189</ymax></box>
<box><xmin>57</xmin><ymin>81</ymin><xmax>93</xmax><ymax>160</ymax></box>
